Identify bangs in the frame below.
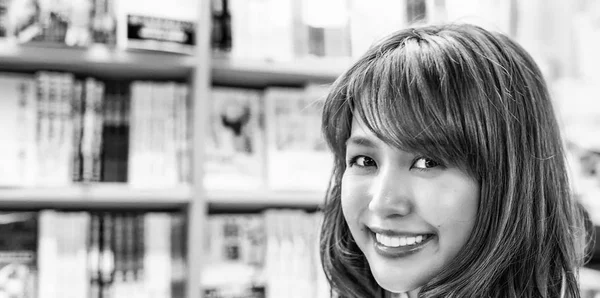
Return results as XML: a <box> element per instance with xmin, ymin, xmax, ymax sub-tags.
<box><xmin>340</xmin><ymin>34</ymin><xmax>480</xmax><ymax>171</ymax></box>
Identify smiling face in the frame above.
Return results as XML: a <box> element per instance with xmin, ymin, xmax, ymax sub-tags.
<box><xmin>341</xmin><ymin>117</ymin><xmax>480</xmax><ymax>295</ymax></box>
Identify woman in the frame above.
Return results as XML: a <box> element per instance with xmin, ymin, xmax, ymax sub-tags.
<box><xmin>319</xmin><ymin>23</ymin><xmax>588</xmax><ymax>297</ymax></box>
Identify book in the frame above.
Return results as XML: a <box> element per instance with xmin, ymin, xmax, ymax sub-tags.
<box><xmin>202</xmin><ymin>214</ymin><xmax>265</xmax><ymax>298</ymax></box>
<box><xmin>204</xmin><ymin>211</ymin><xmax>329</xmax><ymax>298</ymax></box>
<box><xmin>36</xmin><ymin>210</ymin><xmax>185</xmax><ymax>298</ymax></box>
<box><xmin>144</xmin><ymin>213</ymin><xmax>172</xmax><ymax>298</ymax></box>
<box><xmin>115</xmin><ymin>0</ymin><xmax>197</xmax><ymax>54</ymax></box>
<box><xmin>264</xmin><ymin>85</ymin><xmax>332</xmax><ymax>192</ymax></box>
<box><xmin>128</xmin><ymin>81</ymin><xmax>189</xmax><ymax>188</ymax></box>
<box><xmin>0</xmin><ymin>0</ymin><xmax>9</xmax><ymax>37</ymax></box>
<box><xmin>205</xmin><ymin>87</ymin><xmax>265</xmax><ymax>190</ymax></box>
<box><xmin>0</xmin><ymin>73</ymin><xmax>36</xmax><ymax>187</ymax></box>
<box><xmin>0</xmin><ymin>0</ymin><xmax>118</xmax><ymax>46</ymax></box>
<box><xmin>101</xmin><ymin>81</ymin><xmax>130</xmax><ymax>183</ymax></box>
<box><xmin>91</xmin><ymin>0</ymin><xmax>116</xmax><ymax>45</ymax></box>
<box><xmin>302</xmin><ymin>0</ymin><xmax>351</xmax><ymax>58</ymax></box>
<box><xmin>0</xmin><ymin>212</ymin><xmax>38</xmax><ymax>298</ymax></box>
<box><xmin>210</xmin><ymin>0</ymin><xmax>231</xmax><ymax>53</ymax></box>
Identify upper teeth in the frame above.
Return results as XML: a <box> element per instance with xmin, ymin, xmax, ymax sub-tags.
<box><xmin>375</xmin><ymin>234</ymin><xmax>428</xmax><ymax>247</ymax></box>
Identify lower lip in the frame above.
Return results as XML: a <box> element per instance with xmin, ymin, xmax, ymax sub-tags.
<box><xmin>372</xmin><ymin>234</ymin><xmax>435</xmax><ymax>258</ymax></box>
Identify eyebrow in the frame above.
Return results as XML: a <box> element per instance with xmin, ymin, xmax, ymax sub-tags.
<box><xmin>346</xmin><ymin>136</ymin><xmax>378</xmax><ymax>148</ymax></box>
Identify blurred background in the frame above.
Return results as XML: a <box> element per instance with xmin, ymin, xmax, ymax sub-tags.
<box><xmin>0</xmin><ymin>0</ymin><xmax>598</xmax><ymax>297</ymax></box>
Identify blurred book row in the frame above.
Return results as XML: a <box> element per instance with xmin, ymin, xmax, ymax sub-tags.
<box><xmin>211</xmin><ymin>0</ymin><xmax>521</xmax><ymax>61</ymax></box>
<box><xmin>202</xmin><ymin>210</ymin><xmax>328</xmax><ymax>298</ymax></box>
<box><xmin>0</xmin><ymin>70</ymin><xmax>332</xmax><ymax>192</ymax></box>
<box><xmin>206</xmin><ymin>85</ymin><xmax>332</xmax><ymax>192</ymax></box>
<box><xmin>0</xmin><ymin>0</ymin><xmax>197</xmax><ymax>54</ymax></box>
<box><xmin>210</xmin><ymin>0</ymin><xmax>600</xmax><ymax>87</ymax></box>
<box><xmin>0</xmin><ymin>72</ymin><xmax>191</xmax><ymax>188</ymax></box>
<box><xmin>0</xmin><ymin>210</ymin><xmax>186</xmax><ymax>298</ymax></box>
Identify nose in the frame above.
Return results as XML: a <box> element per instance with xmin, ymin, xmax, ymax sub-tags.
<box><xmin>368</xmin><ymin>167</ymin><xmax>413</xmax><ymax>217</ymax></box>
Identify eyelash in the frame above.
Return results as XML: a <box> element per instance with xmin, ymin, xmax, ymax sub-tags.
<box><xmin>347</xmin><ymin>155</ymin><xmax>443</xmax><ymax>171</ymax></box>
<box><xmin>347</xmin><ymin>156</ymin><xmax>376</xmax><ymax>168</ymax></box>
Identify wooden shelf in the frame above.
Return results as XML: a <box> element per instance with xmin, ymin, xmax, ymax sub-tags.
<box><xmin>0</xmin><ymin>41</ymin><xmax>197</xmax><ymax>79</ymax></box>
<box><xmin>0</xmin><ymin>183</ymin><xmax>192</xmax><ymax>209</ymax></box>
<box><xmin>211</xmin><ymin>57</ymin><xmax>352</xmax><ymax>87</ymax></box>
<box><xmin>0</xmin><ymin>42</ymin><xmax>352</xmax><ymax>84</ymax></box>
<box><xmin>207</xmin><ymin>189</ymin><xmax>325</xmax><ymax>211</ymax></box>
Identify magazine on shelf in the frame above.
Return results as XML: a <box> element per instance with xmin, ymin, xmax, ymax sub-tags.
<box><xmin>0</xmin><ymin>0</ymin><xmax>116</xmax><ymax>46</ymax></box>
<box><xmin>202</xmin><ymin>214</ymin><xmax>266</xmax><ymax>298</ymax></box>
<box><xmin>115</xmin><ymin>0</ymin><xmax>197</xmax><ymax>54</ymax></box>
<box><xmin>205</xmin><ymin>87</ymin><xmax>265</xmax><ymax>190</ymax></box>
<box><xmin>202</xmin><ymin>211</ymin><xmax>329</xmax><ymax>298</ymax></box>
<box><xmin>264</xmin><ymin>84</ymin><xmax>332</xmax><ymax>192</ymax></box>
<box><xmin>0</xmin><ymin>212</ymin><xmax>38</xmax><ymax>298</ymax></box>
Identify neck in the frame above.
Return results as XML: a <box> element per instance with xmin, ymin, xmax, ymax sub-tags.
<box><xmin>388</xmin><ymin>287</ymin><xmax>421</xmax><ymax>298</ymax></box>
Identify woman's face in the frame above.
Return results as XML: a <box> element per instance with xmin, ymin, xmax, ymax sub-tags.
<box><xmin>341</xmin><ymin>117</ymin><xmax>479</xmax><ymax>294</ymax></box>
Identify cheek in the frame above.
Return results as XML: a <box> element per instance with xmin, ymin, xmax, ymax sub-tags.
<box><xmin>340</xmin><ymin>174</ymin><xmax>370</xmax><ymax>228</ymax></box>
<box><xmin>419</xmin><ymin>176</ymin><xmax>479</xmax><ymax>249</ymax></box>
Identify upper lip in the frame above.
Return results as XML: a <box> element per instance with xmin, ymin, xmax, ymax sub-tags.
<box><xmin>368</xmin><ymin>226</ymin><xmax>434</xmax><ymax>237</ymax></box>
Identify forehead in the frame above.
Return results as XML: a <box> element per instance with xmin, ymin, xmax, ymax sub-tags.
<box><xmin>349</xmin><ymin>116</ymin><xmax>369</xmax><ymax>136</ymax></box>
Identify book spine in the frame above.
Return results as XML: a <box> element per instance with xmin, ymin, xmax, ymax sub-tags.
<box><xmin>165</xmin><ymin>83</ymin><xmax>177</xmax><ymax>186</ymax></box>
<box><xmin>35</xmin><ymin>72</ymin><xmax>51</xmax><ymax>185</ymax></box>
<box><xmin>89</xmin><ymin>213</ymin><xmax>102</xmax><ymax>298</ymax></box>
<box><xmin>92</xmin><ymin>80</ymin><xmax>105</xmax><ymax>182</ymax></box>
<box><xmin>82</xmin><ymin>78</ymin><xmax>95</xmax><ymax>183</ymax></box>
<box><xmin>74</xmin><ymin>212</ymin><xmax>92</xmax><ymax>298</ymax></box>
<box><xmin>100</xmin><ymin>213</ymin><xmax>115</xmax><ymax>298</ymax></box>
<box><xmin>119</xmin><ymin>82</ymin><xmax>130</xmax><ymax>182</ymax></box>
<box><xmin>128</xmin><ymin>82</ymin><xmax>139</xmax><ymax>186</ymax></box>
<box><xmin>22</xmin><ymin>75</ymin><xmax>38</xmax><ymax>186</ymax></box>
<box><xmin>72</xmin><ymin>80</ymin><xmax>84</xmax><ymax>182</ymax></box>
<box><xmin>60</xmin><ymin>73</ymin><xmax>75</xmax><ymax>185</ymax></box>
<box><xmin>38</xmin><ymin>210</ymin><xmax>58</xmax><ymax>298</ymax></box>
<box><xmin>123</xmin><ymin>214</ymin><xmax>136</xmax><ymax>298</ymax></box>
<box><xmin>112</xmin><ymin>213</ymin><xmax>125</xmax><ymax>298</ymax></box>
<box><xmin>171</xmin><ymin>213</ymin><xmax>186</xmax><ymax>298</ymax></box>
<box><xmin>179</xmin><ymin>85</ymin><xmax>191</xmax><ymax>184</ymax></box>
<box><xmin>145</xmin><ymin>213</ymin><xmax>172</xmax><ymax>298</ymax></box>
<box><xmin>135</xmin><ymin>213</ymin><xmax>146</xmax><ymax>298</ymax></box>
<box><xmin>101</xmin><ymin>84</ymin><xmax>118</xmax><ymax>182</ymax></box>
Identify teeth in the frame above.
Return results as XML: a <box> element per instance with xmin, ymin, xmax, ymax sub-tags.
<box><xmin>375</xmin><ymin>233</ymin><xmax>429</xmax><ymax>247</ymax></box>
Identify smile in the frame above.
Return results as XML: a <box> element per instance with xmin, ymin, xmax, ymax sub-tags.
<box><xmin>370</xmin><ymin>230</ymin><xmax>435</xmax><ymax>258</ymax></box>
<box><xmin>375</xmin><ymin>233</ymin><xmax>430</xmax><ymax>247</ymax></box>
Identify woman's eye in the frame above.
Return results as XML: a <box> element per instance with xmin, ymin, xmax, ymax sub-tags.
<box><xmin>350</xmin><ymin>156</ymin><xmax>377</xmax><ymax>168</ymax></box>
<box><xmin>412</xmin><ymin>157</ymin><xmax>440</xmax><ymax>170</ymax></box>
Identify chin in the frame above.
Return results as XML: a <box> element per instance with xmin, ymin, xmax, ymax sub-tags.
<box><xmin>370</xmin><ymin>264</ymin><xmax>426</xmax><ymax>294</ymax></box>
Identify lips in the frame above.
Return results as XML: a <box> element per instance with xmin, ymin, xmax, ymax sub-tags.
<box><xmin>368</xmin><ymin>227</ymin><xmax>436</xmax><ymax>258</ymax></box>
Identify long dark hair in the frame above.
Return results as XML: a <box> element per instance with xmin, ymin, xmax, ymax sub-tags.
<box><xmin>319</xmin><ymin>23</ymin><xmax>587</xmax><ymax>298</ymax></box>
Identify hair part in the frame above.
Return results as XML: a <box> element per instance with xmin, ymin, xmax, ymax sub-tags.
<box><xmin>320</xmin><ymin>23</ymin><xmax>586</xmax><ymax>298</ymax></box>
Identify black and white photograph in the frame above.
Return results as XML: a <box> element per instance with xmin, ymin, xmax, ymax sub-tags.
<box><xmin>0</xmin><ymin>0</ymin><xmax>599</xmax><ymax>297</ymax></box>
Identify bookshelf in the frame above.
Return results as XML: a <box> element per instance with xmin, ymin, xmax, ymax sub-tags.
<box><xmin>0</xmin><ymin>41</ymin><xmax>197</xmax><ymax>79</ymax></box>
<box><xmin>211</xmin><ymin>56</ymin><xmax>350</xmax><ymax>86</ymax></box>
<box><xmin>0</xmin><ymin>1</ymin><xmax>209</xmax><ymax>298</ymax></box>
<box><xmin>207</xmin><ymin>189</ymin><xmax>325</xmax><ymax>211</ymax></box>
<box><xmin>12</xmin><ymin>1</ymin><xmax>600</xmax><ymax>298</ymax></box>
<box><xmin>0</xmin><ymin>184</ymin><xmax>191</xmax><ymax>209</ymax></box>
